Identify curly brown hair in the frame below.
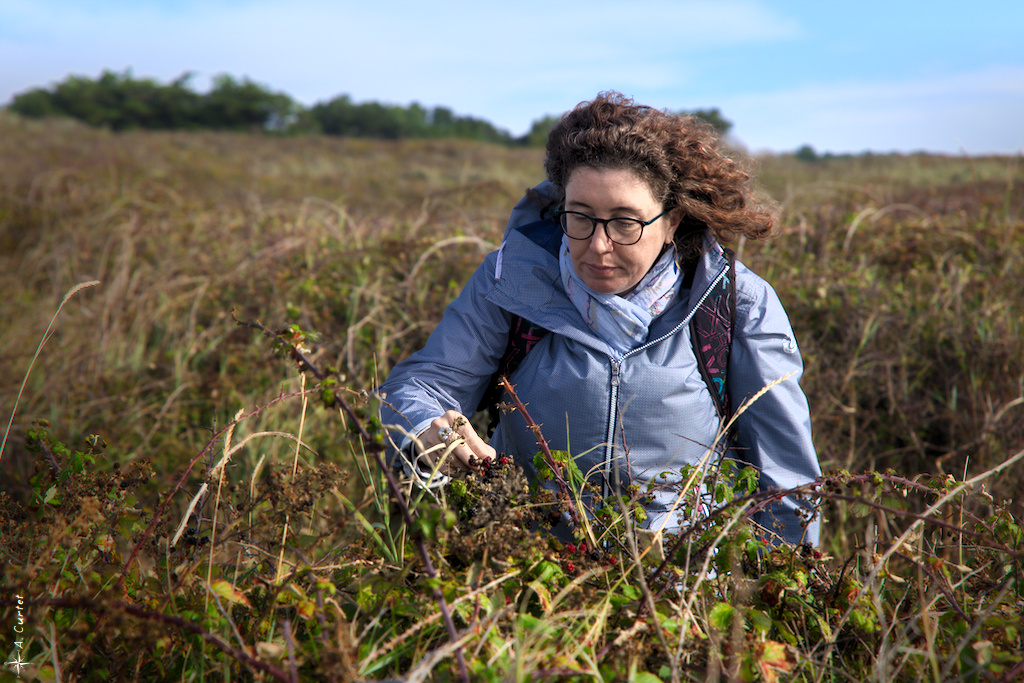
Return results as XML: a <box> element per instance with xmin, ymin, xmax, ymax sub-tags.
<box><xmin>544</xmin><ymin>91</ymin><xmax>778</xmax><ymax>258</ymax></box>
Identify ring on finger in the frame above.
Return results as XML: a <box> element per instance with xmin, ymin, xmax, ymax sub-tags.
<box><xmin>438</xmin><ymin>426</ymin><xmax>455</xmax><ymax>445</ymax></box>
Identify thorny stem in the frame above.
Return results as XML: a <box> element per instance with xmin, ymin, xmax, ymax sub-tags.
<box><xmin>240</xmin><ymin>312</ymin><xmax>471</xmax><ymax>683</ymax></box>
<box><xmin>283</xmin><ymin>619</ymin><xmax>299</xmax><ymax>683</ymax></box>
<box><xmin>812</xmin><ymin>489</ymin><xmax>1023</xmax><ymax>558</ymax></box>
<box><xmin>234</xmin><ymin>312</ymin><xmax>327</xmax><ymax>381</ymax></box>
<box><xmin>647</xmin><ymin>470</ymin><xmax>1024</xmax><ymax>598</ymax></box>
<box><xmin>38</xmin><ymin>437</ymin><xmax>61</xmax><ymax>472</ymax></box>
<box><xmin>892</xmin><ymin>551</ymin><xmax>971</xmax><ymax>623</ymax></box>
<box><xmin>117</xmin><ymin>388</ymin><xmax>312</xmax><ymax>591</ymax></box>
<box><xmin>71</xmin><ymin>389</ymin><xmax>311</xmax><ymax>678</ymax></box>
<box><xmin>499</xmin><ymin>376</ymin><xmax>581</xmax><ymax>528</ymax></box>
<box><xmin>829</xmin><ymin>471</ymin><xmax>994</xmax><ymax>532</ymax></box>
<box><xmin>337</xmin><ymin>393</ymin><xmax>471</xmax><ymax>683</ymax></box>
<box><xmin>998</xmin><ymin>652</ymin><xmax>1024</xmax><ymax>683</ymax></box>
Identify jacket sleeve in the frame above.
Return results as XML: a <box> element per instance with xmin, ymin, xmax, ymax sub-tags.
<box><xmin>728</xmin><ymin>262</ymin><xmax>822</xmax><ymax>546</ymax></box>
<box><xmin>377</xmin><ymin>251</ymin><xmax>511</xmax><ymax>452</ymax></box>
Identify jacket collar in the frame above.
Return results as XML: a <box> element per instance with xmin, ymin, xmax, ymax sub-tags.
<box><xmin>488</xmin><ymin>220</ymin><xmax>730</xmax><ymax>356</ymax></box>
<box><xmin>488</xmin><ymin>220</ymin><xmax>601</xmax><ymax>350</ymax></box>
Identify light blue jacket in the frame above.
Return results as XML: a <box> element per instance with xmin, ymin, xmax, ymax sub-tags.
<box><xmin>380</xmin><ymin>184</ymin><xmax>821</xmax><ymax>545</ymax></box>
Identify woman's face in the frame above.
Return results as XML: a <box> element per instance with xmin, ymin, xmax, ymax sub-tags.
<box><xmin>564</xmin><ymin>166</ymin><xmax>680</xmax><ymax>296</ymax></box>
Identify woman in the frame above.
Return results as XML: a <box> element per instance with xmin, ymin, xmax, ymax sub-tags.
<box><xmin>379</xmin><ymin>92</ymin><xmax>821</xmax><ymax>545</ymax></box>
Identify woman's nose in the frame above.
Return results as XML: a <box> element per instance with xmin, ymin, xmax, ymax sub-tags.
<box><xmin>588</xmin><ymin>224</ymin><xmax>614</xmax><ymax>252</ymax></box>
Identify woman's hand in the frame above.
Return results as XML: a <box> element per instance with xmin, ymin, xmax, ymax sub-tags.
<box><xmin>418</xmin><ymin>410</ymin><xmax>496</xmax><ymax>471</ymax></box>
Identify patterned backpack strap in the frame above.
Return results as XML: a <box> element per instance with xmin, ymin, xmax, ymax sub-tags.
<box><xmin>479</xmin><ymin>315</ymin><xmax>549</xmax><ymax>436</ymax></box>
<box><xmin>690</xmin><ymin>248</ymin><xmax>736</xmax><ymax>423</ymax></box>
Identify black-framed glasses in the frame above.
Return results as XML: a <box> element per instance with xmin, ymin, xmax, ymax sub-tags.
<box><xmin>554</xmin><ymin>209</ymin><xmax>667</xmax><ymax>246</ymax></box>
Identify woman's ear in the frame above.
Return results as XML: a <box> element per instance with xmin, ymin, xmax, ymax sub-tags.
<box><xmin>666</xmin><ymin>208</ymin><xmax>686</xmax><ymax>243</ymax></box>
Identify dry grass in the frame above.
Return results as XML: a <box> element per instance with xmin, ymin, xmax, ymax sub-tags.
<box><xmin>3</xmin><ymin>111</ymin><xmax>1023</xmax><ymax>525</ymax></box>
<box><xmin>1</xmin><ymin>113</ymin><xmax>1022</xmax><ymax>681</ymax></box>
<box><xmin>0</xmin><ymin>113</ymin><xmax>538</xmax><ymax>483</ymax></box>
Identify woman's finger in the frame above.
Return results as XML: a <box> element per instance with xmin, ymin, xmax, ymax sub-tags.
<box><xmin>418</xmin><ymin>413</ymin><xmax>471</xmax><ymax>471</ymax></box>
<box><xmin>421</xmin><ymin>411</ymin><xmax>495</xmax><ymax>470</ymax></box>
<box><xmin>453</xmin><ymin>419</ymin><xmax>496</xmax><ymax>464</ymax></box>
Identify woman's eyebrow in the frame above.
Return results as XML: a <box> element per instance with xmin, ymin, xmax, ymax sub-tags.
<box><xmin>565</xmin><ymin>200</ymin><xmax>645</xmax><ymax>214</ymax></box>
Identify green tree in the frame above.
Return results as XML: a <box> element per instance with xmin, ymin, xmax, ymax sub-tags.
<box><xmin>794</xmin><ymin>144</ymin><xmax>819</xmax><ymax>162</ymax></box>
<box><xmin>48</xmin><ymin>72</ymin><xmax>123</xmax><ymax>128</ymax></box>
<box><xmin>518</xmin><ymin>115</ymin><xmax>560</xmax><ymax>147</ymax></box>
<box><xmin>8</xmin><ymin>88</ymin><xmax>58</xmax><ymax>118</ymax></box>
<box><xmin>309</xmin><ymin>96</ymin><xmax>511</xmax><ymax>142</ymax></box>
<box><xmin>200</xmin><ymin>74</ymin><xmax>298</xmax><ymax>131</ymax></box>
<box><xmin>42</xmin><ymin>70</ymin><xmax>191</xmax><ymax>130</ymax></box>
<box><xmin>678</xmin><ymin>107</ymin><xmax>733</xmax><ymax>136</ymax></box>
<box><xmin>433</xmin><ymin>106</ymin><xmax>510</xmax><ymax>143</ymax></box>
<box><xmin>308</xmin><ymin>94</ymin><xmax>355</xmax><ymax>135</ymax></box>
<box><xmin>147</xmin><ymin>73</ymin><xmax>205</xmax><ymax>129</ymax></box>
<box><xmin>6</xmin><ymin>70</ymin><xmax>299</xmax><ymax>132</ymax></box>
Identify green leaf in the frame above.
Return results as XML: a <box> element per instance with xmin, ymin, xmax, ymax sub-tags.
<box><xmin>533</xmin><ymin>560</ymin><xmax>561</xmax><ymax>584</ymax></box>
<box><xmin>708</xmin><ymin>602</ymin><xmax>737</xmax><ymax>631</ymax></box>
<box><xmin>518</xmin><ymin>613</ymin><xmax>542</xmax><ymax>631</ymax></box>
<box><xmin>714</xmin><ymin>481</ymin><xmax>734</xmax><ymax>503</ymax></box>
<box><xmin>749</xmin><ymin>608</ymin><xmax>772</xmax><ymax>633</ymax></box>
<box><xmin>737</xmin><ymin>466</ymin><xmax>759</xmax><ymax>495</ymax></box>
<box><xmin>43</xmin><ymin>486</ymin><xmax>61</xmax><ymax>506</ymax></box>
<box><xmin>813</xmin><ymin>611</ymin><xmax>833</xmax><ymax>640</ymax></box>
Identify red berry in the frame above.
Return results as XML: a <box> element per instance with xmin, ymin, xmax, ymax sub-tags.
<box><xmin>579</xmin><ymin>543</ymin><xmax>587</xmax><ymax>554</ymax></box>
<box><xmin>566</xmin><ymin>562</ymin><xmax>575</xmax><ymax>573</ymax></box>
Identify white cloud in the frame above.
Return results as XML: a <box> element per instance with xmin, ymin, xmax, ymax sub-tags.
<box><xmin>3</xmin><ymin>1</ymin><xmax>1022</xmax><ymax>154</ymax></box>
<box><xmin>0</xmin><ymin>0</ymin><xmax>799</xmax><ymax>92</ymax></box>
<box><xmin>2</xmin><ymin>0</ymin><xmax>802</xmax><ymax>137</ymax></box>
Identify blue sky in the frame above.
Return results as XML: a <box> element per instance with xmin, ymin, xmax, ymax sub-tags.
<box><xmin>2</xmin><ymin>0</ymin><xmax>1022</xmax><ymax>155</ymax></box>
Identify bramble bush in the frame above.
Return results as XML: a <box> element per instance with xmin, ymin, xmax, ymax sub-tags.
<box><xmin>2</xmin><ymin>319</ymin><xmax>1021</xmax><ymax>681</ymax></box>
<box><xmin>2</xmin><ymin>115</ymin><xmax>1023</xmax><ymax>681</ymax></box>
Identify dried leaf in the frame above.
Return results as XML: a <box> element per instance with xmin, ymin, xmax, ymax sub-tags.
<box><xmin>209</xmin><ymin>579</ymin><xmax>252</xmax><ymax>608</ymax></box>
<box><xmin>756</xmin><ymin>639</ymin><xmax>796</xmax><ymax>683</ymax></box>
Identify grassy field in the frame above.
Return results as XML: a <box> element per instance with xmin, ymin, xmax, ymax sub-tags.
<box><xmin>1</xmin><ymin>113</ymin><xmax>1022</xmax><ymax>681</ymax></box>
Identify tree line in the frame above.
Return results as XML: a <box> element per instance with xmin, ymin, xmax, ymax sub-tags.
<box><xmin>5</xmin><ymin>70</ymin><xmax>733</xmax><ymax>145</ymax></box>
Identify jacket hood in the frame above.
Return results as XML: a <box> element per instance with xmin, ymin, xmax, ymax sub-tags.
<box><xmin>489</xmin><ymin>209</ymin><xmax>731</xmax><ymax>359</ymax></box>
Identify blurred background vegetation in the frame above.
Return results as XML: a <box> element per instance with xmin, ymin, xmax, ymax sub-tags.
<box><xmin>1</xmin><ymin>103</ymin><xmax>1022</xmax><ymax>680</ymax></box>
<box><xmin>4</xmin><ymin>69</ymin><xmax>733</xmax><ymax>146</ymax></box>
<box><xmin>2</xmin><ymin>106</ymin><xmax>1021</xmax><ymax>532</ymax></box>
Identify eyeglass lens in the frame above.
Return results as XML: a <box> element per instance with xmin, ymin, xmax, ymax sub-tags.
<box><xmin>559</xmin><ymin>212</ymin><xmax>645</xmax><ymax>245</ymax></box>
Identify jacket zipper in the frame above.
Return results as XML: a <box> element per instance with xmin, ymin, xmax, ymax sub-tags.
<box><xmin>600</xmin><ymin>261</ymin><xmax>730</xmax><ymax>499</ymax></box>
<box><xmin>603</xmin><ymin>361</ymin><xmax>621</xmax><ymax>497</ymax></box>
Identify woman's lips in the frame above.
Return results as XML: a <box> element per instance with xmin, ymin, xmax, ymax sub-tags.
<box><xmin>585</xmin><ymin>263</ymin><xmax>616</xmax><ymax>276</ymax></box>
